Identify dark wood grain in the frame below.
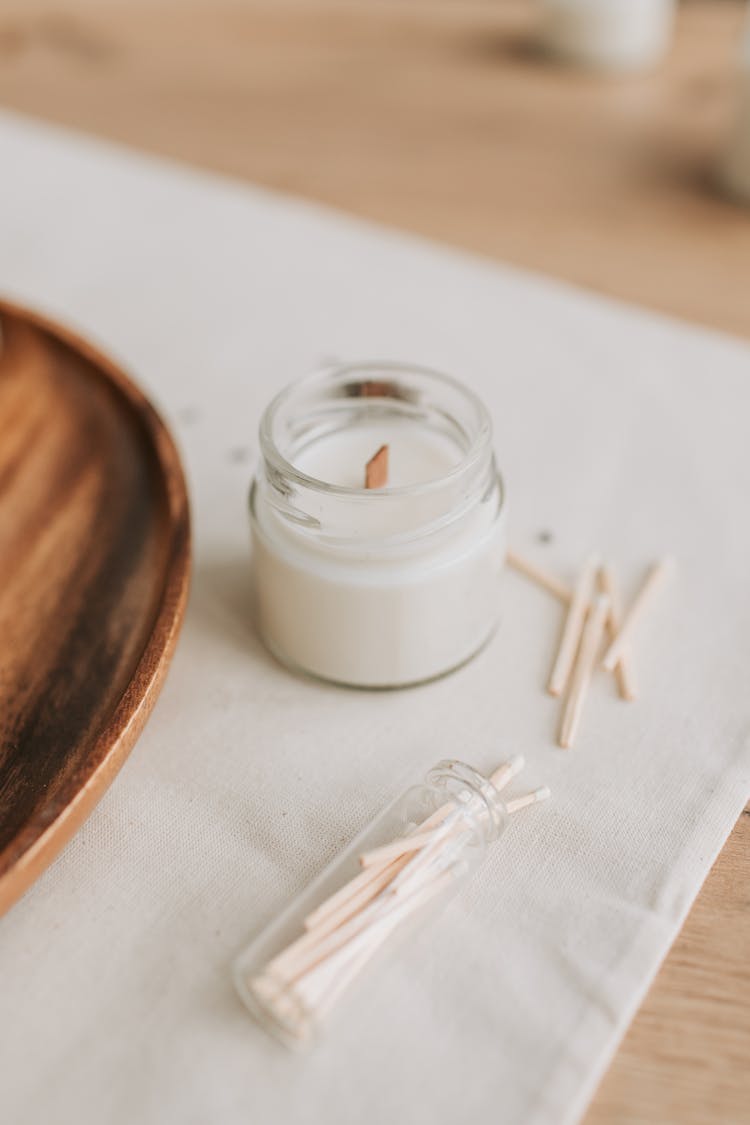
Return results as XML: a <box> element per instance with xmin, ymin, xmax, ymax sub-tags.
<box><xmin>0</xmin><ymin>299</ymin><xmax>190</xmax><ymax>915</ymax></box>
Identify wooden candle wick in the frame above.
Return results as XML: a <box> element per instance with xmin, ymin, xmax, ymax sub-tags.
<box><xmin>306</xmin><ymin>758</ymin><xmax>528</xmax><ymax>940</ymax></box>
<box><xmin>285</xmin><ymin>840</ymin><xmax>465</xmax><ymax>981</ymax></box>
<box><xmin>313</xmin><ymin>759</ymin><xmax>536</xmax><ymax>931</ymax></box>
<box><xmin>602</xmin><ymin>558</ymin><xmax>672</xmax><ymax>673</ymax></box>
<box><xmin>358</xmin><ymin>754</ymin><xmax>525</xmax><ymax>870</ymax></box>
<box><xmin>489</xmin><ymin>754</ymin><xmax>525</xmax><ymax>790</ymax></box>
<box><xmin>559</xmin><ymin>593</ymin><xmax>610</xmax><ymax>749</ymax></box>
<box><xmin>365</xmin><ymin>444</ymin><xmax>389</xmax><ymax>489</ymax></box>
<box><xmin>505</xmin><ymin>786</ymin><xmax>551</xmax><ymax>814</ymax></box>
<box><xmin>506</xmin><ymin>549</ymin><xmax>573</xmax><ymax>604</ymax></box>
<box><xmin>294</xmin><ymin>855</ymin><xmax>412</xmax><ymax>952</ymax></box>
<box><xmin>599</xmin><ymin>564</ymin><xmax>636</xmax><ymax>701</ymax></box>
<box><xmin>360</xmin><ymin>826</ymin><xmax>453</xmax><ymax>869</ymax></box>
<box><xmin>548</xmin><ymin>553</ymin><xmax>601</xmax><ymax>697</ymax></box>
<box><xmin>299</xmin><ymin>869</ymin><xmax>456</xmax><ymax>1019</ymax></box>
<box><xmin>302</xmin><ymin>853</ymin><xmax>407</xmax><ymax>933</ymax></box>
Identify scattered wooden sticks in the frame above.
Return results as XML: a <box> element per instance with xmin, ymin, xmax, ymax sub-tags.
<box><xmin>301</xmin><ymin>854</ymin><xmax>412</xmax><ymax>942</ymax></box>
<box><xmin>489</xmin><ymin>754</ymin><xmax>526</xmax><ymax>790</ymax></box>
<box><xmin>364</xmin><ymin>443</ymin><xmax>389</xmax><ymax>489</ymax></box>
<box><xmin>243</xmin><ymin>759</ymin><xmax>549</xmax><ymax>1042</ymax></box>
<box><xmin>505</xmin><ymin>786</ymin><xmax>552</xmax><ymax>814</ymax></box>
<box><xmin>506</xmin><ymin>549</ymin><xmax>572</xmax><ymax>604</ymax></box>
<box><xmin>547</xmin><ymin>553</ymin><xmax>601</xmax><ymax>697</ymax></box>
<box><xmin>599</xmin><ymin>564</ymin><xmax>636</xmax><ymax>701</ymax></box>
<box><xmin>602</xmin><ymin>559</ymin><xmax>673</xmax><ymax>673</ymax></box>
<box><xmin>559</xmin><ymin>594</ymin><xmax>610</xmax><ymax>749</ymax></box>
<box><xmin>507</xmin><ymin>548</ymin><xmax>672</xmax><ymax>748</ymax></box>
<box><xmin>357</xmin><ymin>755</ymin><xmax>527</xmax><ymax>872</ymax></box>
<box><xmin>359</xmin><ymin>828</ymin><xmax>443</xmax><ymax>869</ymax></box>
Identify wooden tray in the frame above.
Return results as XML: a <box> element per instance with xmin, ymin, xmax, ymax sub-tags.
<box><xmin>0</xmin><ymin>299</ymin><xmax>190</xmax><ymax>915</ymax></box>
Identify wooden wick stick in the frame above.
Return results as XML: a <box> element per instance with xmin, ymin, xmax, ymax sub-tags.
<box><xmin>360</xmin><ymin>759</ymin><xmax>522</xmax><ymax>870</ymax></box>
<box><xmin>304</xmin><ymin>801</ymin><xmax>457</xmax><ymax>933</ymax></box>
<box><xmin>278</xmin><ymin>868</ymin><xmax>459</xmax><ymax>1035</ymax></box>
<box><xmin>602</xmin><ymin>558</ymin><xmax>673</xmax><ymax>673</ymax></box>
<box><xmin>389</xmin><ymin>818</ymin><xmax>468</xmax><ymax>898</ymax></box>
<box><xmin>295</xmin><ymin>821</ymin><xmax>466</xmax><ymax>979</ymax></box>
<box><xmin>304</xmin><ymin>759</ymin><xmax>525</xmax><ymax>942</ymax></box>
<box><xmin>506</xmin><ymin>549</ymin><xmax>572</xmax><ymax>603</ymax></box>
<box><xmin>548</xmin><ymin>553</ymin><xmax>601</xmax><ymax>696</ymax></box>
<box><xmin>284</xmin><ymin>850</ymin><xmax>458</xmax><ymax>982</ymax></box>
<box><xmin>264</xmin><ymin>844</ymin><xmax>490</xmax><ymax>1032</ymax></box>
<box><xmin>505</xmin><ymin>786</ymin><xmax>551</xmax><ymax>814</ymax></box>
<box><xmin>310</xmin><ymin>926</ymin><xmax>392</xmax><ymax>1020</ymax></box>
<box><xmin>275</xmin><ymin>857</ymin><xmax>411</xmax><ymax>977</ymax></box>
<box><xmin>416</xmin><ymin>801</ymin><xmax>456</xmax><ymax>832</ymax></box>
<box><xmin>599</xmin><ymin>565</ymin><xmax>636</xmax><ymax>701</ymax></box>
<box><xmin>299</xmin><ymin>869</ymin><xmax>456</xmax><ymax>1018</ymax></box>
<box><xmin>276</xmin><ymin>886</ymin><xmax>389</xmax><ymax>980</ymax></box>
<box><xmin>559</xmin><ymin>593</ymin><xmax>610</xmax><ymax>749</ymax></box>
<box><xmin>365</xmin><ymin>444</ymin><xmax>389</xmax><ymax>489</ymax></box>
<box><xmin>247</xmin><ymin>973</ymin><xmax>308</xmax><ymax>1041</ymax></box>
<box><xmin>302</xmin><ymin>852</ymin><xmax>406</xmax><ymax>932</ymax></box>
<box><xmin>417</xmin><ymin>757</ymin><xmax>522</xmax><ymax>830</ymax></box>
<box><xmin>360</xmin><ymin>827</ymin><xmax>446</xmax><ymax>869</ymax></box>
<box><xmin>313</xmin><ymin>851</ymin><xmax>414</xmax><ymax>934</ymax></box>
<box><xmin>489</xmin><ymin>755</ymin><xmax>525</xmax><ymax>790</ymax></box>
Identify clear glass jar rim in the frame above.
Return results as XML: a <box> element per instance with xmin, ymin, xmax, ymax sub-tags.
<box><xmin>259</xmin><ymin>361</ymin><xmax>494</xmax><ymax>500</ymax></box>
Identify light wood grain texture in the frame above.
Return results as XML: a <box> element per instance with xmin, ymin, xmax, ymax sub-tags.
<box><xmin>0</xmin><ymin>1</ymin><xmax>747</xmax><ymax>1121</ymax></box>
<box><xmin>0</xmin><ymin>300</ymin><xmax>190</xmax><ymax>915</ymax></box>
<box><xmin>0</xmin><ymin>0</ymin><xmax>749</xmax><ymax>337</ymax></box>
<box><xmin>364</xmin><ymin>444</ymin><xmax>389</xmax><ymax>490</ymax></box>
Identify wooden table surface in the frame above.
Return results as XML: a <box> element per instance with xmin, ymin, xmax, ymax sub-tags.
<box><xmin>0</xmin><ymin>1</ymin><xmax>748</xmax><ymax>1120</ymax></box>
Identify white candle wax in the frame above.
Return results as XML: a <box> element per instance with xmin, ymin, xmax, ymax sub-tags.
<box><xmin>251</xmin><ymin>365</ymin><xmax>507</xmax><ymax>688</ymax></box>
<box><xmin>539</xmin><ymin>0</ymin><xmax>676</xmax><ymax>72</ymax></box>
<box><xmin>293</xmin><ymin>420</ymin><xmax>461</xmax><ymax>490</ymax></box>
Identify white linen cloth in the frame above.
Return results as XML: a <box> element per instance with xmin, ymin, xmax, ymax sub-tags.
<box><xmin>0</xmin><ymin>111</ymin><xmax>748</xmax><ymax>1125</ymax></box>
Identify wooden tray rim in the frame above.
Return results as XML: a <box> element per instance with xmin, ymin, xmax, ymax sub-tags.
<box><xmin>0</xmin><ymin>296</ymin><xmax>191</xmax><ymax>915</ymax></box>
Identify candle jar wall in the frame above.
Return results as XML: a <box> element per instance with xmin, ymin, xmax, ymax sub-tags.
<box><xmin>233</xmin><ymin>760</ymin><xmax>509</xmax><ymax>1048</ymax></box>
<box><xmin>250</xmin><ymin>363</ymin><xmax>507</xmax><ymax>688</ymax></box>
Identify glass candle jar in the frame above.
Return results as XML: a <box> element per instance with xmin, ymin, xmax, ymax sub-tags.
<box><xmin>233</xmin><ymin>760</ymin><xmax>514</xmax><ymax>1049</ymax></box>
<box><xmin>249</xmin><ymin>363</ymin><xmax>507</xmax><ymax>688</ymax></box>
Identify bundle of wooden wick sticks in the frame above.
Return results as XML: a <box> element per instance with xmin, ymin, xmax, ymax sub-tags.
<box><xmin>507</xmin><ymin>549</ymin><xmax>672</xmax><ymax>749</ymax></box>
<box><xmin>245</xmin><ymin>758</ymin><xmax>549</xmax><ymax>1043</ymax></box>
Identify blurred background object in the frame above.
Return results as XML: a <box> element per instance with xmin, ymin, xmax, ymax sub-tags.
<box><xmin>722</xmin><ymin>4</ymin><xmax>750</xmax><ymax>198</ymax></box>
<box><xmin>538</xmin><ymin>0</ymin><xmax>676</xmax><ymax>72</ymax></box>
<box><xmin>0</xmin><ymin>1</ymin><xmax>748</xmax><ymax>336</ymax></box>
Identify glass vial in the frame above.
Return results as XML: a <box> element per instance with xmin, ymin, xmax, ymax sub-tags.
<box><xmin>232</xmin><ymin>760</ymin><xmax>516</xmax><ymax>1049</ymax></box>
